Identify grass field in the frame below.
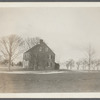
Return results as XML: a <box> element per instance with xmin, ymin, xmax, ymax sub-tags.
<box><xmin>0</xmin><ymin>72</ymin><xmax>100</xmax><ymax>93</ymax></box>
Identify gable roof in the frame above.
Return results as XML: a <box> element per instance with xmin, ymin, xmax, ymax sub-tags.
<box><xmin>43</xmin><ymin>42</ymin><xmax>55</xmax><ymax>55</ymax></box>
<box><xmin>24</xmin><ymin>41</ymin><xmax>55</xmax><ymax>55</ymax></box>
<box><xmin>24</xmin><ymin>44</ymin><xmax>40</xmax><ymax>54</ymax></box>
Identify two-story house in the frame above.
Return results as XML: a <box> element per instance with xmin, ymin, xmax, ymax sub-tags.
<box><xmin>23</xmin><ymin>39</ymin><xmax>55</xmax><ymax>70</ymax></box>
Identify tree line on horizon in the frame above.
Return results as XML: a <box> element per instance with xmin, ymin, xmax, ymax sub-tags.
<box><xmin>63</xmin><ymin>45</ymin><xmax>100</xmax><ymax>71</ymax></box>
<box><xmin>0</xmin><ymin>34</ymin><xmax>100</xmax><ymax>71</ymax></box>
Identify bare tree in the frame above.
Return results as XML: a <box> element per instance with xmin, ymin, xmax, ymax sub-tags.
<box><xmin>82</xmin><ymin>59</ymin><xmax>88</xmax><ymax>70</ymax></box>
<box><xmin>66</xmin><ymin>59</ymin><xmax>75</xmax><ymax>70</ymax></box>
<box><xmin>0</xmin><ymin>34</ymin><xmax>24</xmax><ymax>71</ymax></box>
<box><xmin>96</xmin><ymin>60</ymin><xmax>100</xmax><ymax>70</ymax></box>
<box><xmin>84</xmin><ymin>45</ymin><xmax>95</xmax><ymax>71</ymax></box>
<box><xmin>66</xmin><ymin>61</ymin><xmax>70</xmax><ymax>70</ymax></box>
<box><xmin>76</xmin><ymin>60</ymin><xmax>81</xmax><ymax>70</ymax></box>
<box><xmin>76</xmin><ymin>59</ymin><xmax>88</xmax><ymax>71</ymax></box>
<box><xmin>92</xmin><ymin>59</ymin><xmax>100</xmax><ymax>70</ymax></box>
<box><xmin>24</xmin><ymin>37</ymin><xmax>40</xmax><ymax>51</ymax></box>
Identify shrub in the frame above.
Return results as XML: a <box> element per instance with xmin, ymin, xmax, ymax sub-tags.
<box><xmin>55</xmin><ymin>63</ymin><xmax>60</xmax><ymax>70</ymax></box>
<box><xmin>17</xmin><ymin>61</ymin><xmax>23</xmax><ymax>66</ymax></box>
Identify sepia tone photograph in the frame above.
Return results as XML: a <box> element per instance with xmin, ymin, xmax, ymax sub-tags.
<box><xmin>0</xmin><ymin>3</ymin><xmax>100</xmax><ymax>96</ymax></box>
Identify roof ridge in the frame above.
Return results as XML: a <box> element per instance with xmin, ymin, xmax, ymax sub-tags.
<box><xmin>24</xmin><ymin>41</ymin><xmax>55</xmax><ymax>55</ymax></box>
<box><xmin>24</xmin><ymin>43</ymin><xmax>40</xmax><ymax>53</ymax></box>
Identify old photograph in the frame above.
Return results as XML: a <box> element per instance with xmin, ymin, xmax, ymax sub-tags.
<box><xmin>0</xmin><ymin>3</ymin><xmax>100</xmax><ymax>96</ymax></box>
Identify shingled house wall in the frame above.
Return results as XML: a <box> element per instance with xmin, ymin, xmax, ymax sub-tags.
<box><xmin>23</xmin><ymin>40</ymin><xmax>55</xmax><ymax>70</ymax></box>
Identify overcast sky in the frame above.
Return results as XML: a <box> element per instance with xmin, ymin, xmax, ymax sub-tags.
<box><xmin>0</xmin><ymin>7</ymin><xmax>100</xmax><ymax>62</ymax></box>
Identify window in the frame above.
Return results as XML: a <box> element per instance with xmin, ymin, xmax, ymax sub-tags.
<box><xmin>47</xmin><ymin>62</ymin><xmax>48</xmax><ymax>66</ymax></box>
<box><xmin>45</xmin><ymin>47</ymin><xmax>48</xmax><ymax>52</ymax></box>
<box><xmin>27</xmin><ymin>53</ymin><xmax>30</xmax><ymax>59</ymax></box>
<box><xmin>25</xmin><ymin>61</ymin><xmax>29</xmax><ymax>67</ymax></box>
<box><xmin>49</xmin><ymin>55</ymin><xmax>51</xmax><ymax>59</ymax></box>
<box><xmin>51</xmin><ymin>63</ymin><xmax>52</xmax><ymax>67</ymax></box>
<box><xmin>51</xmin><ymin>55</ymin><xmax>54</xmax><ymax>60</ymax></box>
<box><xmin>24</xmin><ymin>53</ymin><xmax>30</xmax><ymax>61</ymax></box>
<box><xmin>47</xmin><ymin>62</ymin><xmax>51</xmax><ymax>67</ymax></box>
<box><xmin>39</xmin><ymin>47</ymin><xmax>42</xmax><ymax>51</ymax></box>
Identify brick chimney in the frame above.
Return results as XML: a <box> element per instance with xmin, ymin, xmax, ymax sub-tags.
<box><xmin>40</xmin><ymin>39</ymin><xmax>43</xmax><ymax>44</ymax></box>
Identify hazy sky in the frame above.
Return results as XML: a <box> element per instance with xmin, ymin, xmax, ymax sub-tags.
<box><xmin>0</xmin><ymin>7</ymin><xmax>100</xmax><ymax>62</ymax></box>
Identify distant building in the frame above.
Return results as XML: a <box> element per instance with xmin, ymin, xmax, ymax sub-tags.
<box><xmin>23</xmin><ymin>39</ymin><xmax>55</xmax><ymax>70</ymax></box>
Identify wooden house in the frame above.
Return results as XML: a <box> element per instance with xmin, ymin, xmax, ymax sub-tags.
<box><xmin>23</xmin><ymin>39</ymin><xmax>55</xmax><ymax>70</ymax></box>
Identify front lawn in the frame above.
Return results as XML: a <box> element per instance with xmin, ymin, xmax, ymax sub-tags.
<box><xmin>0</xmin><ymin>72</ymin><xmax>100</xmax><ymax>92</ymax></box>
